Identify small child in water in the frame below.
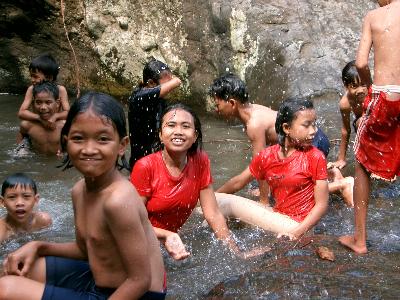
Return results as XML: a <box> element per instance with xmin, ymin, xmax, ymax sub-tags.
<box><xmin>0</xmin><ymin>173</ymin><xmax>52</xmax><ymax>243</ymax></box>
<box><xmin>18</xmin><ymin>53</ymin><xmax>69</xmax><ymax>129</ymax></box>
<box><xmin>330</xmin><ymin>60</ymin><xmax>367</xmax><ymax>169</ymax></box>
<box><xmin>17</xmin><ymin>81</ymin><xmax>65</xmax><ymax>155</ymax></box>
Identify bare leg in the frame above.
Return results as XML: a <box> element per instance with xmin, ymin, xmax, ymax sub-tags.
<box><xmin>0</xmin><ymin>257</ymin><xmax>46</xmax><ymax>300</ymax></box>
<box><xmin>339</xmin><ymin>162</ymin><xmax>370</xmax><ymax>254</ymax></box>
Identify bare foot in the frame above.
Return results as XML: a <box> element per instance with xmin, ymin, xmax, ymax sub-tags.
<box><xmin>341</xmin><ymin>177</ymin><xmax>354</xmax><ymax>207</ymax></box>
<box><xmin>338</xmin><ymin>235</ymin><xmax>368</xmax><ymax>254</ymax></box>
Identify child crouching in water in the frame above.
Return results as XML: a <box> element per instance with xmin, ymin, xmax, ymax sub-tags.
<box><xmin>0</xmin><ymin>92</ymin><xmax>166</xmax><ymax>299</ymax></box>
<box><xmin>0</xmin><ymin>173</ymin><xmax>52</xmax><ymax>243</ymax></box>
<box><xmin>216</xmin><ymin>97</ymin><xmax>329</xmax><ymax>239</ymax></box>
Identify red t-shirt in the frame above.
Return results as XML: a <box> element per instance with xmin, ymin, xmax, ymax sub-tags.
<box><xmin>249</xmin><ymin>144</ymin><xmax>327</xmax><ymax>222</ymax></box>
<box><xmin>130</xmin><ymin>150</ymin><xmax>212</xmax><ymax>232</ymax></box>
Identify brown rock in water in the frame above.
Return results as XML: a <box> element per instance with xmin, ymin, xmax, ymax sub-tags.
<box><xmin>316</xmin><ymin>245</ymin><xmax>335</xmax><ymax>261</ymax></box>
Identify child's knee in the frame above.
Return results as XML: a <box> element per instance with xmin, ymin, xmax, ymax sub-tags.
<box><xmin>0</xmin><ymin>276</ymin><xmax>19</xmax><ymax>299</ymax></box>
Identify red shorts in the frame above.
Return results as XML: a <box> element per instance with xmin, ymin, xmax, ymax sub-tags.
<box><xmin>354</xmin><ymin>86</ymin><xmax>400</xmax><ymax>181</ymax></box>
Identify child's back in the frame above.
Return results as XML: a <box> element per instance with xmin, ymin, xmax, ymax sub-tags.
<box><xmin>358</xmin><ymin>2</ymin><xmax>400</xmax><ymax>86</ymax></box>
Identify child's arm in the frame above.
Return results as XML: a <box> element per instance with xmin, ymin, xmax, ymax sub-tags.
<box><xmin>135</xmin><ymin>193</ymin><xmax>190</xmax><ymax>260</ymax></box>
<box><xmin>3</xmin><ymin>241</ymin><xmax>87</xmax><ymax>276</ymax></box>
<box><xmin>356</xmin><ymin>12</ymin><xmax>373</xmax><ymax>87</ymax></box>
<box><xmin>159</xmin><ymin>76</ymin><xmax>181</xmax><ymax>98</ymax></box>
<box><xmin>217</xmin><ymin>167</ymin><xmax>254</xmax><ymax>194</ymax></box>
<box><xmin>104</xmin><ymin>194</ymin><xmax>154</xmax><ymax>299</ymax></box>
<box><xmin>18</xmin><ymin>86</ymin><xmax>41</xmax><ymax>122</ymax></box>
<box><xmin>152</xmin><ymin>227</ymin><xmax>190</xmax><ymax>260</ymax></box>
<box><xmin>282</xmin><ymin>180</ymin><xmax>329</xmax><ymax>239</ymax></box>
<box><xmin>201</xmin><ymin>185</ymin><xmax>270</xmax><ymax>258</ymax></box>
<box><xmin>17</xmin><ymin>121</ymin><xmax>29</xmax><ymax>144</ymax></box>
<box><xmin>247</xmin><ymin>124</ymin><xmax>271</xmax><ymax>205</ymax></box>
<box><xmin>200</xmin><ymin>185</ymin><xmax>242</xmax><ymax>255</ymax></box>
<box><xmin>333</xmin><ymin>97</ymin><xmax>352</xmax><ymax>169</ymax></box>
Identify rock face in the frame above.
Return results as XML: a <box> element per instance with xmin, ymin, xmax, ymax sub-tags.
<box><xmin>0</xmin><ymin>0</ymin><xmax>376</xmax><ymax>105</ymax></box>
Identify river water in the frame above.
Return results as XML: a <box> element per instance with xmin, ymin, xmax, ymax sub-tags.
<box><xmin>0</xmin><ymin>93</ymin><xmax>399</xmax><ymax>299</ymax></box>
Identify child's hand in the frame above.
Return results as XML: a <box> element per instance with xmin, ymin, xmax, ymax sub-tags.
<box><xmin>164</xmin><ymin>232</ymin><xmax>190</xmax><ymax>260</ymax></box>
<box><xmin>328</xmin><ymin>160</ymin><xmax>346</xmax><ymax>170</ymax></box>
<box><xmin>40</xmin><ymin>118</ymin><xmax>56</xmax><ymax>130</ymax></box>
<box><xmin>277</xmin><ymin>232</ymin><xmax>298</xmax><ymax>241</ymax></box>
<box><xmin>240</xmin><ymin>246</ymin><xmax>271</xmax><ymax>259</ymax></box>
<box><xmin>3</xmin><ymin>241</ymin><xmax>39</xmax><ymax>276</ymax></box>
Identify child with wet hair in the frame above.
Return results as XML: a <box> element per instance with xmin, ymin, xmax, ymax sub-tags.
<box><xmin>17</xmin><ymin>81</ymin><xmax>65</xmax><ymax>155</ymax></box>
<box><xmin>0</xmin><ymin>173</ymin><xmax>52</xmax><ymax>243</ymax></box>
<box><xmin>330</xmin><ymin>60</ymin><xmax>368</xmax><ymax>169</ymax></box>
<box><xmin>216</xmin><ymin>97</ymin><xmax>329</xmax><ymax>239</ymax></box>
<box><xmin>0</xmin><ymin>92</ymin><xmax>166</xmax><ymax>299</ymax></box>
<box><xmin>128</xmin><ymin>58</ymin><xmax>181</xmax><ymax>169</ymax></box>
<box><xmin>210</xmin><ymin>73</ymin><xmax>354</xmax><ymax>206</ymax></box>
<box><xmin>18</xmin><ymin>53</ymin><xmax>69</xmax><ymax>129</ymax></box>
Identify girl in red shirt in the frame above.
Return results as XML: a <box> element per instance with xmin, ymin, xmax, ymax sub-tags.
<box><xmin>217</xmin><ymin>97</ymin><xmax>329</xmax><ymax>240</ymax></box>
<box><xmin>131</xmin><ymin>104</ymin><xmax>267</xmax><ymax>260</ymax></box>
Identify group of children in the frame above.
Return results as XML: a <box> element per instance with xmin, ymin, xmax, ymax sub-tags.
<box><xmin>0</xmin><ymin>0</ymin><xmax>399</xmax><ymax>298</ymax></box>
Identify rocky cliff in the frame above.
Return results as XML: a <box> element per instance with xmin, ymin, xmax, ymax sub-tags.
<box><xmin>0</xmin><ymin>0</ymin><xmax>376</xmax><ymax>106</ymax></box>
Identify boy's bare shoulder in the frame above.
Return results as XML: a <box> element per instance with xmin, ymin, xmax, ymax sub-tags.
<box><xmin>103</xmin><ymin>178</ymin><xmax>143</xmax><ymax>212</ymax></box>
<box><xmin>339</xmin><ymin>94</ymin><xmax>351</xmax><ymax>111</ymax></box>
<box><xmin>33</xmin><ymin>211</ymin><xmax>52</xmax><ymax>230</ymax></box>
<box><xmin>0</xmin><ymin>218</ymin><xmax>10</xmax><ymax>242</ymax></box>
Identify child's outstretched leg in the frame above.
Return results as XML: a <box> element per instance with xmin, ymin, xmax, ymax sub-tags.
<box><xmin>339</xmin><ymin>161</ymin><xmax>370</xmax><ymax>254</ymax></box>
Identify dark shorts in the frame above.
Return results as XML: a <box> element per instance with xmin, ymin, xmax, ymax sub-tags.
<box><xmin>42</xmin><ymin>256</ymin><xmax>166</xmax><ymax>300</ymax></box>
<box><xmin>312</xmin><ymin>127</ymin><xmax>330</xmax><ymax>158</ymax></box>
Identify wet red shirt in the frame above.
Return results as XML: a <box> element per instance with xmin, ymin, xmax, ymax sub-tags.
<box><xmin>249</xmin><ymin>144</ymin><xmax>327</xmax><ymax>222</ymax></box>
<box><xmin>131</xmin><ymin>151</ymin><xmax>212</xmax><ymax>232</ymax></box>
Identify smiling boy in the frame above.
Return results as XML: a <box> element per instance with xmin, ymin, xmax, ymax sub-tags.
<box><xmin>17</xmin><ymin>81</ymin><xmax>65</xmax><ymax>155</ymax></box>
<box><xmin>0</xmin><ymin>173</ymin><xmax>52</xmax><ymax>243</ymax></box>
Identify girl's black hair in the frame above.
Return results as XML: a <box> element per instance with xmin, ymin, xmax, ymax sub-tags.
<box><xmin>208</xmin><ymin>73</ymin><xmax>249</xmax><ymax>103</ymax></box>
<box><xmin>153</xmin><ymin>103</ymin><xmax>202</xmax><ymax>155</ymax></box>
<box><xmin>59</xmin><ymin>92</ymin><xmax>129</xmax><ymax>171</ymax></box>
<box><xmin>29</xmin><ymin>53</ymin><xmax>60</xmax><ymax>81</ymax></box>
<box><xmin>342</xmin><ymin>60</ymin><xmax>360</xmax><ymax>86</ymax></box>
<box><xmin>141</xmin><ymin>58</ymin><xmax>171</xmax><ymax>87</ymax></box>
<box><xmin>1</xmin><ymin>173</ymin><xmax>37</xmax><ymax>196</ymax></box>
<box><xmin>275</xmin><ymin>97</ymin><xmax>314</xmax><ymax>147</ymax></box>
<box><xmin>32</xmin><ymin>81</ymin><xmax>59</xmax><ymax>100</ymax></box>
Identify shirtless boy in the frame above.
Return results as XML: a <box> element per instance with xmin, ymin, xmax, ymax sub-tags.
<box><xmin>17</xmin><ymin>81</ymin><xmax>65</xmax><ymax>155</ymax></box>
<box><xmin>209</xmin><ymin>73</ymin><xmax>354</xmax><ymax>206</ymax></box>
<box><xmin>330</xmin><ymin>61</ymin><xmax>368</xmax><ymax>169</ymax></box>
<box><xmin>339</xmin><ymin>0</ymin><xmax>400</xmax><ymax>254</ymax></box>
<box><xmin>0</xmin><ymin>173</ymin><xmax>52</xmax><ymax>243</ymax></box>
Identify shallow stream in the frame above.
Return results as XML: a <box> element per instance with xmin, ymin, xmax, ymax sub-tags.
<box><xmin>0</xmin><ymin>93</ymin><xmax>399</xmax><ymax>299</ymax></box>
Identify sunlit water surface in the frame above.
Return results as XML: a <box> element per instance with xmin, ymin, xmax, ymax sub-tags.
<box><xmin>0</xmin><ymin>93</ymin><xmax>399</xmax><ymax>299</ymax></box>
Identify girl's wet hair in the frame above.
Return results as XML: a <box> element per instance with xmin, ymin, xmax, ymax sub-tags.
<box><xmin>209</xmin><ymin>73</ymin><xmax>249</xmax><ymax>103</ymax></box>
<box><xmin>32</xmin><ymin>81</ymin><xmax>59</xmax><ymax>100</ymax></box>
<box><xmin>1</xmin><ymin>173</ymin><xmax>37</xmax><ymax>196</ymax></box>
<box><xmin>275</xmin><ymin>97</ymin><xmax>314</xmax><ymax>146</ymax></box>
<box><xmin>29</xmin><ymin>53</ymin><xmax>60</xmax><ymax>81</ymax></box>
<box><xmin>141</xmin><ymin>58</ymin><xmax>171</xmax><ymax>87</ymax></box>
<box><xmin>342</xmin><ymin>60</ymin><xmax>361</xmax><ymax>86</ymax></box>
<box><xmin>59</xmin><ymin>92</ymin><xmax>129</xmax><ymax>171</ymax></box>
<box><xmin>153</xmin><ymin>103</ymin><xmax>202</xmax><ymax>155</ymax></box>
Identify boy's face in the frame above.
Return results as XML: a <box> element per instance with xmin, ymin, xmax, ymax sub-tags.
<box><xmin>30</xmin><ymin>70</ymin><xmax>47</xmax><ymax>85</ymax></box>
<box><xmin>32</xmin><ymin>91</ymin><xmax>60</xmax><ymax>121</ymax></box>
<box><xmin>346</xmin><ymin>79</ymin><xmax>368</xmax><ymax>103</ymax></box>
<box><xmin>214</xmin><ymin>96</ymin><xmax>235</xmax><ymax>118</ymax></box>
<box><xmin>1</xmin><ymin>185</ymin><xmax>39</xmax><ymax>224</ymax></box>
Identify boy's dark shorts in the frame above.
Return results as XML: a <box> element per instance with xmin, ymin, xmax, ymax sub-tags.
<box><xmin>312</xmin><ymin>127</ymin><xmax>330</xmax><ymax>158</ymax></box>
<box><xmin>42</xmin><ymin>256</ymin><xmax>166</xmax><ymax>300</ymax></box>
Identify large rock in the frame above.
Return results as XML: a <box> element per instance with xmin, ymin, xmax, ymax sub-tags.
<box><xmin>0</xmin><ymin>0</ymin><xmax>376</xmax><ymax>105</ymax></box>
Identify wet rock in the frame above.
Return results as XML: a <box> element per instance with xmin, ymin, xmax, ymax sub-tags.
<box><xmin>0</xmin><ymin>0</ymin><xmax>377</xmax><ymax>104</ymax></box>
